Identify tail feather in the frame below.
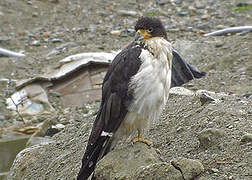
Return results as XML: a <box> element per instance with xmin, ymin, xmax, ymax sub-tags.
<box><xmin>77</xmin><ymin>136</ymin><xmax>112</xmax><ymax>180</ymax></box>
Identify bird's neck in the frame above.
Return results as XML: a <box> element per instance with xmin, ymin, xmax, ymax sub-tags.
<box><xmin>142</xmin><ymin>37</ymin><xmax>167</xmax><ymax>55</ymax></box>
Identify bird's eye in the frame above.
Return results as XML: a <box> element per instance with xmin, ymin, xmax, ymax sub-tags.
<box><xmin>148</xmin><ymin>28</ymin><xmax>153</xmax><ymax>32</ymax></box>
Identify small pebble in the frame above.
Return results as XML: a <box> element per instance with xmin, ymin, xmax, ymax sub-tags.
<box><xmin>76</xmin><ymin>27</ymin><xmax>86</xmax><ymax>33</ymax></box>
<box><xmin>0</xmin><ymin>115</ymin><xmax>5</xmax><ymax>121</ymax></box>
<box><xmin>167</xmin><ymin>28</ymin><xmax>180</xmax><ymax>32</ymax></box>
<box><xmin>82</xmin><ymin>9</ymin><xmax>88</xmax><ymax>14</ymax></box>
<box><xmin>0</xmin><ymin>37</ymin><xmax>10</xmax><ymax>43</ymax></box>
<box><xmin>218</xmin><ymin>143</ymin><xmax>225</xmax><ymax>151</ymax></box>
<box><xmin>178</xmin><ymin>11</ymin><xmax>189</xmax><ymax>16</ymax></box>
<box><xmin>215</xmin><ymin>41</ymin><xmax>224</xmax><ymax>47</ymax></box>
<box><xmin>42</xmin><ymin>32</ymin><xmax>51</xmax><ymax>38</ymax></box>
<box><xmin>27</xmin><ymin>32</ymin><xmax>35</xmax><ymax>38</ymax></box>
<box><xmin>127</xmin><ymin>28</ymin><xmax>135</xmax><ymax>34</ymax></box>
<box><xmin>31</xmin><ymin>40</ymin><xmax>40</xmax><ymax>46</ymax></box>
<box><xmin>236</xmin><ymin>67</ymin><xmax>246</xmax><ymax>74</ymax></box>
<box><xmin>49</xmin><ymin>0</ymin><xmax>59</xmax><ymax>3</ymax></box>
<box><xmin>200</xmin><ymin>93</ymin><xmax>216</xmax><ymax>106</ymax></box>
<box><xmin>174</xmin><ymin>0</ymin><xmax>182</xmax><ymax>4</ymax></box>
<box><xmin>199</xmin><ymin>30</ymin><xmax>205</xmax><ymax>34</ymax></box>
<box><xmin>185</xmin><ymin>83</ymin><xmax>194</xmax><ymax>87</ymax></box>
<box><xmin>228</xmin><ymin>176</ymin><xmax>233</xmax><ymax>180</ymax></box>
<box><xmin>26</xmin><ymin>1</ymin><xmax>33</xmax><ymax>5</ymax></box>
<box><xmin>118</xmin><ymin>10</ymin><xmax>137</xmax><ymax>17</ymax></box>
<box><xmin>54</xmin><ymin>123</ymin><xmax>65</xmax><ymax>129</ymax></box>
<box><xmin>206</xmin><ymin>121</ymin><xmax>214</xmax><ymax>128</ymax></box>
<box><xmin>240</xmin><ymin>133</ymin><xmax>252</xmax><ymax>144</ymax></box>
<box><xmin>32</xmin><ymin>12</ymin><xmax>39</xmax><ymax>17</ymax></box>
<box><xmin>195</xmin><ymin>1</ymin><xmax>206</xmax><ymax>9</ymax></box>
<box><xmin>211</xmin><ymin>168</ymin><xmax>219</xmax><ymax>173</ymax></box>
<box><xmin>201</xmin><ymin>14</ymin><xmax>210</xmax><ymax>20</ymax></box>
<box><xmin>197</xmin><ymin>22</ymin><xmax>210</xmax><ymax>30</ymax></box>
<box><xmin>243</xmin><ymin>93</ymin><xmax>252</xmax><ymax>99</ymax></box>
<box><xmin>176</xmin><ymin>126</ymin><xmax>184</xmax><ymax>132</ymax></box>
<box><xmin>156</xmin><ymin>0</ymin><xmax>170</xmax><ymax>5</ymax></box>
<box><xmin>226</xmin><ymin>124</ymin><xmax>233</xmax><ymax>129</ymax></box>
<box><xmin>216</xmin><ymin>24</ymin><xmax>225</xmax><ymax>30</ymax></box>
<box><xmin>17</xmin><ymin>30</ymin><xmax>25</xmax><ymax>36</ymax></box>
<box><xmin>51</xmin><ymin>38</ymin><xmax>63</xmax><ymax>43</ymax></box>
<box><xmin>64</xmin><ymin>107</ymin><xmax>71</xmax><ymax>114</ymax></box>
<box><xmin>188</xmin><ymin>6</ymin><xmax>197</xmax><ymax>12</ymax></box>
<box><xmin>110</xmin><ymin>30</ymin><xmax>121</xmax><ymax>36</ymax></box>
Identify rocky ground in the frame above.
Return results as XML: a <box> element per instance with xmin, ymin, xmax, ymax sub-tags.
<box><xmin>0</xmin><ymin>0</ymin><xmax>252</xmax><ymax>179</ymax></box>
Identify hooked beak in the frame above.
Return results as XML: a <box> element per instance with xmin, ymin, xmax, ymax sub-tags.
<box><xmin>135</xmin><ymin>29</ymin><xmax>152</xmax><ymax>41</ymax></box>
<box><xmin>135</xmin><ymin>31</ymin><xmax>144</xmax><ymax>41</ymax></box>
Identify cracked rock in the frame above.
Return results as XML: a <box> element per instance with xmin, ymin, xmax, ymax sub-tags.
<box><xmin>94</xmin><ymin>143</ymin><xmax>204</xmax><ymax>180</ymax></box>
<box><xmin>171</xmin><ymin>157</ymin><xmax>204</xmax><ymax>180</ymax></box>
<box><xmin>135</xmin><ymin>162</ymin><xmax>183</xmax><ymax>180</ymax></box>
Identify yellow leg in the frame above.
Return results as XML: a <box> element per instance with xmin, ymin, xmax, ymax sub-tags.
<box><xmin>132</xmin><ymin>129</ymin><xmax>152</xmax><ymax>146</ymax></box>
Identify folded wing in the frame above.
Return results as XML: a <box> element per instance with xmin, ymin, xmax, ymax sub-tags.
<box><xmin>171</xmin><ymin>50</ymin><xmax>206</xmax><ymax>88</ymax></box>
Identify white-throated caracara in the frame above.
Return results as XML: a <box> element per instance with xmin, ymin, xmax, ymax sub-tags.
<box><xmin>77</xmin><ymin>17</ymin><xmax>206</xmax><ymax>180</ymax></box>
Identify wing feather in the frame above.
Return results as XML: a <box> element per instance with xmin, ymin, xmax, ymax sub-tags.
<box><xmin>77</xmin><ymin>43</ymin><xmax>142</xmax><ymax>180</ymax></box>
<box><xmin>171</xmin><ymin>50</ymin><xmax>206</xmax><ymax>87</ymax></box>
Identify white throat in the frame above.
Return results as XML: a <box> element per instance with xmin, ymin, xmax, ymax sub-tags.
<box><xmin>117</xmin><ymin>37</ymin><xmax>173</xmax><ymax>137</ymax></box>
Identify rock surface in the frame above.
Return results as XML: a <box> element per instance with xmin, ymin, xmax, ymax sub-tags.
<box><xmin>92</xmin><ymin>142</ymin><xmax>204</xmax><ymax>179</ymax></box>
<box><xmin>94</xmin><ymin>143</ymin><xmax>161</xmax><ymax>179</ymax></box>
<box><xmin>171</xmin><ymin>157</ymin><xmax>204</xmax><ymax>180</ymax></box>
<box><xmin>7</xmin><ymin>92</ymin><xmax>252</xmax><ymax>180</ymax></box>
<box><xmin>135</xmin><ymin>162</ymin><xmax>183</xmax><ymax>180</ymax></box>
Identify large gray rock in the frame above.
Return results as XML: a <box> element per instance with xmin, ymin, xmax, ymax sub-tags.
<box><xmin>94</xmin><ymin>142</ymin><xmax>204</xmax><ymax>180</ymax></box>
<box><xmin>94</xmin><ymin>143</ymin><xmax>162</xmax><ymax>179</ymax></box>
<box><xmin>171</xmin><ymin>157</ymin><xmax>205</xmax><ymax>180</ymax></box>
<box><xmin>134</xmin><ymin>162</ymin><xmax>183</xmax><ymax>180</ymax></box>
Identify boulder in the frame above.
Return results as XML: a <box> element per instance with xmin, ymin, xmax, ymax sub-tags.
<box><xmin>94</xmin><ymin>142</ymin><xmax>204</xmax><ymax>180</ymax></box>
<box><xmin>171</xmin><ymin>157</ymin><xmax>205</xmax><ymax>180</ymax></box>
<box><xmin>134</xmin><ymin>162</ymin><xmax>183</xmax><ymax>180</ymax></box>
<box><xmin>94</xmin><ymin>143</ymin><xmax>161</xmax><ymax>179</ymax></box>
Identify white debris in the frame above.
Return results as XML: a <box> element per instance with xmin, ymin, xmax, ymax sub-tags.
<box><xmin>6</xmin><ymin>84</ymin><xmax>54</xmax><ymax>116</ymax></box>
<box><xmin>0</xmin><ymin>47</ymin><xmax>25</xmax><ymax>58</ymax></box>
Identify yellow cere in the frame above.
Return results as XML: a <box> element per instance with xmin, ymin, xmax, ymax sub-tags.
<box><xmin>137</xmin><ymin>29</ymin><xmax>152</xmax><ymax>39</ymax></box>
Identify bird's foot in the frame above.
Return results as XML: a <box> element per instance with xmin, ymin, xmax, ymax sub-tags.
<box><xmin>132</xmin><ymin>137</ymin><xmax>152</xmax><ymax>146</ymax></box>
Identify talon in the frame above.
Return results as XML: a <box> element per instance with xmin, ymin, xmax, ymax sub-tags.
<box><xmin>132</xmin><ymin>129</ymin><xmax>152</xmax><ymax>146</ymax></box>
<box><xmin>132</xmin><ymin>137</ymin><xmax>152</xmax><ymax>146</ymax></box>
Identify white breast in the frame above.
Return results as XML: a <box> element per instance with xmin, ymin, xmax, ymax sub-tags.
<box><xmin>119</xmin><ymin>38</ymin><xmax>173</xmax><ymax>137</ymax></box>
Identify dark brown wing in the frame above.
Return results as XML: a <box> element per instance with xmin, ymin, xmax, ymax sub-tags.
<box><xmin>77</xmin><ymin>42</ymin><xmax>142</xmax><ymax>180</ymax></box>
<box><xmin>171</xmin><ymin>50</ymin><xmax>206</xmax><ymax>87</ymax></box>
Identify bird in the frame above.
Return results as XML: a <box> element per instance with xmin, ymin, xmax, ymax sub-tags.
<box><xmin>77</xmin><ymin>17</ymin><xmax>206</xmax><ymax>180</ymax></box>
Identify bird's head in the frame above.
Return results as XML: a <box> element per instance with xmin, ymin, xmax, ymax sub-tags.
<box><xmin>134</xmin><ymin>17</ymin><xmax>167</xmax><ymax>41</ymax></box>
